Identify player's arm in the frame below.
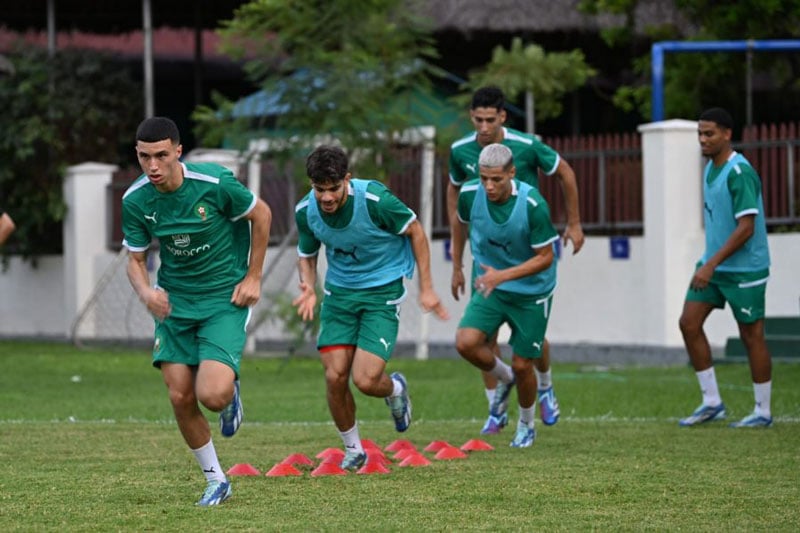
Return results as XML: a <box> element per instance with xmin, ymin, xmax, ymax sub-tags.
<box><xmin>126</xmin><ymin>250</ymin><xmax>171</xmax><ymax>321</ymax></box>
<box><xmin>450</xmin><ymin>188</ymin><xmax>471</xmax><ymax>301</ymax></box>
<box><xmin>404</xmin><ymin>219</ymin><xmax>449</xmax><ymax>320</ymax></box>
<box><xmin>0</xmin><ymin>211</ymin><xmax>16</xmax><ymax>246</ymax></box>
<box><xmin>231</xmin><ymin>198</ymin><xmax>272</xmax><ymax>307</ymax></box>
<box><xmin>552</xmin><ymin>158</ymin><xmax>585</xmax><ymax>254</ymax></box>
<box><xmin>293</xmin><ymin>255</ymin><xmax>318</xmax><ymax>322</ymax></box>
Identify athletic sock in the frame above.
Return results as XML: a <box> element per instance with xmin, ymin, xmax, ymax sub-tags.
<box><xmin>390</xmin><ymin>377</ymin><xmax>403</xmax><ymax>398</ymax></box>
<box><xmin>192</xmin><ymin>439</ymin><xmax>226</xmax><ymax>483</ymax></box>
<box><xmin>339</xmin><ymin>424</ymin><xmax>364</xmax><ymax>454</ymax></box>
<box><xmin>489</xmin><ymin>357</ymin><xmax>514</xmax><ymax>383</ymax></box>
<box><xmin>753</xmin><ymin>381</ymin><xmax>772</xmax><ymax>418</ymax></box>
<box><xmin>696</xmin><ymin>367</ymin><xmax>722</xmax><ymax>407</ymax></box>
<box><xmin>485</xmin><ymin>388</ymin><xmax>496</xmax><ymax>408</ymax></box>
<box><xmin>519</xmin><ymin>405</ymin><xmax>536</xmax><ymax>427</ymax></box>
<box><xmin>535</xmin><ymin>368</ymin><xmax>552</xmax><ymax>390</ymax></box>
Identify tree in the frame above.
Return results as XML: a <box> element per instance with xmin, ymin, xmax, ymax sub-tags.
<box><xmin>579</xmin><ymin>0</ymin><xmax>800</xmax><ymax>123</ymax></box>
<box><xmin>0</xmin><ymin>46</ymin><xmax>142</xmax><ymax>264</ymax></box>
<box><xmin>459</xmin><ymin>38</ymin><xmax>596</xmax><ymax>135</ymax></box>
<box><xmin>193</xmin><ymin>0</ymin><xmax>440</xmax><ymax>181</ymax></box>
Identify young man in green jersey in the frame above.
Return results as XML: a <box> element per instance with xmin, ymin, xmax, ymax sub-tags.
<box><xmin>453</xmin><ymin>143</ymin><xmax>559</xmax><ymax>448</ymax></box>
<box><xmin>678</xmin><ymin>107</ymin><xmax>773</xmax><ymax>428</ymax></box>
<box><xmin>448</xmin><ymin>86</ymin><xmax>583</xmax><ymax>434</ymax></box>
<box><xmin>292</xmin><ymin>145</ymin><xmax>449</xmax><ymax>471</ymax></box>
<box><xmin>122</xmin><ymin>117</ymin><xmax>272</xmax><ymax>505</ymax></box>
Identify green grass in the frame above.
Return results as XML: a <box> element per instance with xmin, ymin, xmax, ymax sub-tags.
<box><xmin>0</xmin><ymin>340</ymin><xmax>798</xmax><ymax>531</ymax></box>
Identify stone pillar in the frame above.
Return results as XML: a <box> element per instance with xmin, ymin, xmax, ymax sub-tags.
<box><xmin>62</xmin><ymin>162</ymin><xmax>118</xmax><ymax>335</ymax></box>
<box><xmin>638</xmin><ymin>120</ymin><xmax>704</xmax><ymax>346</ymax></box>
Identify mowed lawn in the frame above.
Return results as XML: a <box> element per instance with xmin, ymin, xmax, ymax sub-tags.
<box><xmin>0</xmin><ymin>341</ymin><xmax>798</xmax><ymax>531</ymax></box>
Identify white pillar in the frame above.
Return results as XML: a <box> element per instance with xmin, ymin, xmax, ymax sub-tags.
<box><xmin>62</xmin><ymin>162</ymin><xmax>117</xmax><ymax>335</ymax></box>
<box><xmin>638</xmin><ymin>120</ymin><xmax>704</xmax><ymax>346</ymax></box>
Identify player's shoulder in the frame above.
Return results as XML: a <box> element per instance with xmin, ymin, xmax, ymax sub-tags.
<box><xmin>460</xmin><ymin>178</ymin><xmax>481</xmax><ymax>192</ymax></box>
<box><xmin>450</xmin><ymin>131</ymin><xmax>478</xmax><ymax>151</ymax></box>
<box><xmin>520</xmin><ymin>181</ymin><xmax>547</xmax><ymax>205</ymax></box>
<box><xmin>183</xmin><ymin>161</ymin><xmax>234</xmax><ymax>183</ymax></box>
<box><xmin>122</xmin><ymin>174</ymin><xmax>152</xmax><ymax>203</ymax></box>
<box><xmin>294</xmin><ymin>190</ymin><xmax>313</xmax><ymax>213</ymax></box>
<box><xmin>502</xmin><ymin>127</ymin><xmax>537</xmax><ymax>147</ymax></box>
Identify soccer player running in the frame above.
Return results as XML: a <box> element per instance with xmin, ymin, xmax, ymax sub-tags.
<box><xmin>122</xmin><ymin>117</ymin><xmax>272</xmax><ymax>506</ymax></box>
<box><xmin>448</xmin><ymin>86</ymin><xmax>583</xmax><ymax>434</ymax></box>
<box><xmin>453</xmin><ymin>143</ymin><xmax>559</xmax><ymax>448</ymax></box>
<box><xmin>292</xmin><ymin>144</ymin><xmax>449</xmax><ymax>471</ymax></box>
<box><xmin>678</xmin><ymin>107</ymin><xmax>773</xmax><ymax>428</ymax></box>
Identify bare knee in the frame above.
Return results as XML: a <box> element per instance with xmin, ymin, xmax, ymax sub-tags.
<box><xmin>197</xmin><ymin>389</ymin><xmax>230</xmax><ymax>412</ymax></box>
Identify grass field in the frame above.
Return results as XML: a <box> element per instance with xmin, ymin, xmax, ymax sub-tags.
<box><xmin>0</xmin><ymin>340</ymin><xmax>798</xmax><ymax>532</ymax></box>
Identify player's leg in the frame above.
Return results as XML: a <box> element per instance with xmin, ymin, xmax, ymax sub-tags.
<box><xmin>509</xmin><ymin>354</ymin><xmax>537</xmax><ymax>448</ymax></box>
<box><xmin>534</xmin><ymin>338</ymin><xmax>559</xmax><ymax>425</ymax></box>
<box><xmin>678</xmin><ymin>280</ymin><xmax>726</xmax><ymax>426</ymax></box>
<box><xmin>726</xmin><ymin>280</ymin><xmax>772</xmax><ymax>428</ymax></box>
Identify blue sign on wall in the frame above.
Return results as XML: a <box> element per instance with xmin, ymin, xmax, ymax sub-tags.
<box><xmin>610</xmin><ymin>236</ymin><xmax>630</xmax><ymax>259</ymax></box>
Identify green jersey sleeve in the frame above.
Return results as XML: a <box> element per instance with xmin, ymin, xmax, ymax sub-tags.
<box><xmin>294</xmin><ymin>193</ymin><xmax>322</xmax><ymax>256</ymax></box>
<box><xmin>365</xmin><ymin>181</ymin><xmax>416</xmax><ymax>234</ymax></box>
<box><xmin>526</xmin><ymin>190</ymin><xmax>558</xmax><ymax>248</ymax></box>
<box><xmin>456</xmin><ymin>181</ymin><xmax>479</xmax><ymax>222</ymax></box>
<box><xmin>218</xmin><ymin>171</ymin><xmax>257</xmax><ymax>220</ymax></box>
<box><xmin>728</xmin><ymin>163</ymin><xmax>762</xmax><ymax>218</ymax></box>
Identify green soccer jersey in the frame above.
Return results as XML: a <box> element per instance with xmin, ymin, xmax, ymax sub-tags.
<box><xmin>449</xmin><ymin>127</ymin><xmax>560</xmax><ymax>189</ymax></box>
<box><xmin>294</xmin><ymin>180</ymin><xmax>416</xmax><ymax>257</ymax></box>
<box><xmin>122</xmin><ymin>161</ymin><xmax>257</xmax><ymax>297</ymax></box>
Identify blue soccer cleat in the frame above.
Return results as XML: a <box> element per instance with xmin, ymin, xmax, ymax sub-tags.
<box><xmin>678</xmin><ymin>403</ymin><xmax>726</xmax><ymax>427</ymax></box>
<box><xmin>220</xmin><ymin>379</ymin><xmax>243</xmax><ymax>437</ymax></box>
<box><xmin>728</xmin><ymin>412</ymin><xmax>773</xmax><ymax>428</ymax></box>
<box><xmin>537</xmin><ymin>386</ymin><xmax>560</xmax><ymax>426</ymax></box>
<box><xmin>480</xmin><ymin>412</ymin><xmax>509</xmax><ymax>435</ymax></box>
<box><xmin>510</xmin><ymin>421</ymin><xmax>536</xmax><ymax>448</ymax></box>
<box><xmin>340</xmin><ymin>450</ymin><xmax>367</xmax><ymax>471</ymax></box>
<box><xmin>196</xmin><ymin>480</ymin><xmax>232</xmax><ymax>507</ymax></box>
<box><xmin>490</xmin><ymin>378</ymin><xmax>515</xmax><ymax>419</ymax></box>
<box><xmin>386</xmin><ymin>372</ymin><xmax>412</xmax><ymax>432</ymax></box>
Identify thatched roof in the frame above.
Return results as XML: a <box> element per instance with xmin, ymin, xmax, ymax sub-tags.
<box><xmin>423</xmin><ymin>0</ymin><xmax>687</xmax><ymax>35</ymax></box>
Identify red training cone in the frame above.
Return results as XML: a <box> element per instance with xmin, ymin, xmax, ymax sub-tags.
<box><xmin>434</xmin><ymin>446</ymin><xmax>468</xmax><ymax>460</ymax></box>
<box><xmin>423</xmin><ymin>440</ymin><xmax>452</xmax><ymax>452</ymax></box>
<box><xmin>357</xmin><ymin>461</ymin><xmax>391</xmax><ymax>475</ymax></box>
<box><xmin>460</xmin><ymin>439</ymin><xmax>495</xmax><ymax>451</ymax></box>
<box><xmin>311</xmin><ymin>462</ymin><xmax>348</xmax><ymax>477</ymax></box>
<box><xmin>399</xmin><ymin>452</ymin><xmax>432</xmax><ymax>467</ymax></box>
<box><xmin>281</xmin><ymin>453</ymin><xmax>314</xmax><ymax>466</ymax></box>
<box><xmin>316</xmin><ymin>447</ymin><xmax>345</xmax><ymax>460</ymax></box>
<box><xmin>384</xmin><ymin>439</ymin><xmax>415</xmax><ymax>452</ymax></box>
<box><xmin>227</xmin><ymin>463</ymin><xmax>261</xmax><ymax>476</ymax></box>
<box><xmin>265</xmin><ymin>463</ymin><xmax>303</xmax><ymax>477</ymax></box>
<box><xmin>361</xmin><ymin>439</ymin><xmax>381</xmax><ymax>451</ymax></box>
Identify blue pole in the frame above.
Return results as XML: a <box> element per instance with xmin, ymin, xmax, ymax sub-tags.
<box><xmin>650</xmin><ymin>39</ymin><xmax>800</xmax><ymax>122</ymax></box>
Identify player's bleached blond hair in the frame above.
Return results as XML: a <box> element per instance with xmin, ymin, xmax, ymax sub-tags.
<box><xmin>478</xmin><ymin>143</ymin><xmax>513</xmax><ymax>170</ymax></box>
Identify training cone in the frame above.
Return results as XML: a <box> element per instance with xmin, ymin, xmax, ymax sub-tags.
<box><xmin>392</xmin><ymin>448</ymin><xmax>416</xmax><ymax>461</ymax></box>
<box><xmin>281</xmin><ymin>453</ymin><xmax>314</xmax><ymax>466</ymax></box>
<box><xmin>361</xmin><ymin>439</ymin><xmax>381</xmax><ymax>451</ymax></box>
<box><xmin>399</xmin><ymin>452</ymin><xmax>432</xmax><ymax>467</ymax></box>
<box><xmin>365</xmin><ymin>449</ymin><xmax>391</xmax><ymax>465</ymax></box>
<box><xmin>434</xmin><ymin>446</ymin><xmax>468</xmax><ymax>460</ymax></box>
<box><xmin>311</xmin><ymin>462</ymin><xmax>348</xmax><ymax>477</ymax></box>
<box><xmin>460</xmin><ymin>439</ymin><xmax>494</xmax><ymax>451</ymax></box>
<box><xmin>384</xmin><ymin>439</ymin><xmax>415</xmax><ymax>452</ymax></box>
<box><xmin>316</xmin><ymin>447</ymin><xmax>345</xmax><ymax>461</ymax></box>
<box><xmin>265</xmin><ymin>463</ymin><xmax>303</xmax><ymax>477</ymax></box>
<box><xmin>357</xmin><ymin>461</ymin><xmax>391</xmax><ymax>475</ymax></box>
<box><xmin>227</xmin><ymin>463</ymin><xmax>261</xmax><ymax>476</ymax></box>
<box><xmin>423</xmin><ymin>440</ymin><xmax>452</xmax><ymax>453</ymax></box>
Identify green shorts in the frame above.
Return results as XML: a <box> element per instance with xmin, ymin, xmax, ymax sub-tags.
<box><xmin>685</xmin><ymin>265</ymin><xmax>769</xmax><ymax>324</ymax></box>
<box><xmin>152</xmin><ymin>292</ymin><xmax>250</xmax><ymax>377</ymax></box>
<box><xmin>458</xmin><ymin>288</ymin><xmax>553</xmax><ymax>359</ymax></box>
<box><xmin>317</xmin><ymin>279</ymin><xmax>405</xmax><ymax>362</ymax></box>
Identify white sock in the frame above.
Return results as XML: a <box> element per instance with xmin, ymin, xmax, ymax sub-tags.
<box><xmin>339</xmin><ymin>424</ymin><xmax>364</xmax><ymax>454</ymax></box>
<box><xmin>390</xmin><ymin>378</ymin><xmax>403</xmax><ymax>397</ymax></box>
<box><xmin>696</xmin><ymin>367</ymin><xmax>722</xmax><ymax>407</ymax></box>
<box><xmin>192</xmin><ymin>440</ymin><xmax>226</xmax><ymax>483</ymax></box>
<box><xmin>489</xmin><ymin>358</ymin><xmax>514</xmax><ymax>383</ymax></box>
<box><xmin>535</xmin><ymin>368</ymin><xmax>552</xmax><ymax>390</ymax></box>
<box><xmin>753</xmin><ymin>381</ymin><xmax>772</xmax><ymax>417</ymax></box>
<box><xmin>485</xmin><ymin>388</ymin><xmax>496</xmax><ymax>408</ymax></box>
<box><xmin>519</xmin><ymin>405</ymin><xmax>536</xmax><ymax>427</ymax></box>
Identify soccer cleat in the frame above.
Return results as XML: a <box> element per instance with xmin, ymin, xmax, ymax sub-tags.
<box><xmin>339</xmin><ymin>450</ymin><xmax>367</xmax><ymax>471</ymax></box>
<box><xmin>196</xmin><ymin>480</ymin><xmax>232</xmax><ymax>507</ymax></box>
<box><xmin>537</xmin><ymin>386</ymin><xmax>560</xmax><ymax>426</ymax></box>
<box><xmin>490</xmin><ymin>378</ymin><xmax>515</xmax><ymax>419</ymax></box>
<box><xmin>220</xmin><ymin>379</ymin><xmax>243</xmax><ymax>437</ymax></box>
<box><xmin>480</xmin><ymin>413</ymin><xmax>509</xmax><ymax>435</ymax></box>
<box><xmin>509</xmin><ymin>421</ymin><xmax>536</xmax><ymax>448</ymax></box>
<box><xmin>678</xmin><ymin>403</ymin><xmax>726</xmax><ymax>427</ymax></box>
<box><xmin>385</xmin><ymin>372</ymin><xmax>412</xmax><ymax>432</ymax></box>
<box><xmin>728</xmin><ymin>412</ymin><xmax>773</xmax><ymax>428</ymax></box>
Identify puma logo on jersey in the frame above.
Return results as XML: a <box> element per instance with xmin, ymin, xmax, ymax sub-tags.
<box><xmin>144</xmin><ymin>212</ymin><xmax>158</xmax><ymax>224</ymax></box>
<box><xmin>466</xmin><ymin>163</ymin><xmax>476</xmax><ymax>173</ymax></box>
<box><xmin>488</xmin><ymin>238</ymin><xmax>511</xmax><ymax>254</ymax></box>
<box><xmin>379</xmin><ymin>338</ymin><xmax>391</xmax><ymax>351</ymax></box>
<box><xmin>333</xmin><ymin>246</ymin><xmax>358</xmax><ymax>262</ymax></box>
<box><xmin>740</xmin><ymin>307</ymin><xmax>753</xmax><ymax>317</ymax></box>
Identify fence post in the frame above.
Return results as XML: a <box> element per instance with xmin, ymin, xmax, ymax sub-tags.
<box><xmin>62</xmin><ymin>162</ymin><xmax>118</xmax><ymax>336</ymax></box>
<box><xmin>637</xmin><ymin>120</ymin><xmax>703</xmax><ymax>347</ymax></box>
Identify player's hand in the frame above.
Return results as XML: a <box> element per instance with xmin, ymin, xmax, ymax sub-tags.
<box><xmin>231</xmin><ymin>274</ymin><xmax>262</xmax><ymax>307</ymax></box>
<box><xmin>144</xmin><ymin>287</ymin><xmax>172</xmax><ymax>321</ymax></box>
<box><xmin>563</xmin><ymin>222</ymin><xmax>585</xmax><ymax>254</ymax></box>
<box><xmin>292</xmin><ymin>281</ymin><xmax>317</xmax><ymax>322</ymax></box>
<box><xmin>419</xmin><ymin>288</ymin><xmax>449</xmax><ymax>320</ymax></box>
<box><xmin>451</xmin><ymin>267</ymin><xmax>465</xmax><ymax>300</ymax></box>
<box><xmin>475</xmin><ymin>264</ymin><xmax>503</xmax><ymax>297</ymax></box>
<box><xmin>690</xmin><ymin>263</ymin><xmax>714</xmax><ymax>291</ymax></box>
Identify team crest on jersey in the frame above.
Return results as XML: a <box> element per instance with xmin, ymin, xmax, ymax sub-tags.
<box><xmin>195</xmin><ymin>203</ymin><xmax>208</xmax><ymax>221</ymax></box>
<box><xmin>172</xmin><ymin>234</ymin><xmax>191</xmax><ymax>248</ymax></box>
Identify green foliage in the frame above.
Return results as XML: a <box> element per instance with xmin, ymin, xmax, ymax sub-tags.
<box><xmin>194</xmin><ymin>0</ymin><xmax>440</xmax><ymax>182</ymax></box>
<box><xmin>1</xmin><ymin>342</ymin><xmax>799</xmax><ymax>530</ymax></box>
<box><xmin>256</xmin><ymin>288</ymin><xmax>321</xmax><ymax>353</ymax></box>
<box><xmin>0</xmin><ymin>46</ymin><xmax>141</xmax><ymax>263</ymax></box>
<box><xmin>457</xmin><ymin>38</ymin><xmax>596</xmax><ymax>129</ymax></box>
